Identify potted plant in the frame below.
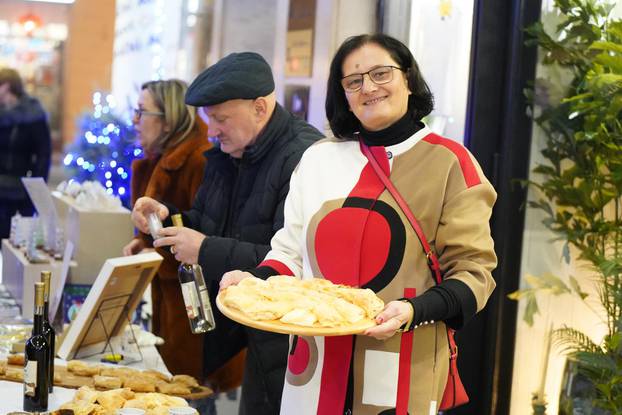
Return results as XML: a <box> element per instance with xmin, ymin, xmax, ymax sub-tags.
<box><xmin>508</xmin><ymin>0</ymin><xmax>622</xmax><ymax>413</ymax></box>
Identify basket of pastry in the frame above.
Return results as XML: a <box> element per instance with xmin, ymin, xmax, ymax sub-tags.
<box><xmin>51</xmin><ymin>385</ymin><xmax>198</xmax><ymax>415</ymax></box>
<box><xmin>216</xmin><ymin>275</ymin><xmax>385</xmax><ymax>336</ymax></box>
<box><xmin>0</xmin><ymin>355</ymin><xmax>211</xmax><ymax>400</ymax></box>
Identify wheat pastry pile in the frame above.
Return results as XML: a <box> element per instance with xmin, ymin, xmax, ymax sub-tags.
<box><xmin>221</xmin><ymin>276</ymin><xmax>384</xmax><ymax>327</ymax></box>
<box><xmin>53</xmin><ymin>385</ymin><xmax>190</xmax><ymax>415</ymax></box>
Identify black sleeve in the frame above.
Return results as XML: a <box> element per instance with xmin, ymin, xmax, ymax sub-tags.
<box><xmin>405</xmin><ymin>279</ymin><xmax>478</xmax><ymax>330</ymax></box>
<box><xmin>30</xmin><ymin>119</ymin><xmax>51</xmax><ymax>181</ymax></box>
<box><xmin>247</xmin><ymin>265</ymin><xmax>279</xmax><ymax>280</ymax></box>
<box><xmin>197</xmin><ymin>150</ymin><xmax>303</xmax><ymax>282</ymax></box>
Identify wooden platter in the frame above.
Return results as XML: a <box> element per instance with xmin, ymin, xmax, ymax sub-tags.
<box><xmin>0</xmin><ymin>363</ymin><xmax>213</xmax><ymax>400</ymax></box>
<box><xmin>216</xmin><ymin>293</ymin><xmax>377</xmax><ymax>336</ymax></box>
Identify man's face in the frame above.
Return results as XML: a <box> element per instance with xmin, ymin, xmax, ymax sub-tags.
<box><xmin>201</xmin><ymin>99</ymin><xmax>261</xmax><ymax>158</ymax></box>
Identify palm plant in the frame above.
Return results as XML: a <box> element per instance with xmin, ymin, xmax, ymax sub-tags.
<box><xmin>508</xmin><ymin>0</ymin><xmax>622</xmax><ymax>412</ymax></box>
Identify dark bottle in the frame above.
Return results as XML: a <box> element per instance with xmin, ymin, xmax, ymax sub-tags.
<box><xmin>172</xmin><ymin>214</ymin><xmax>216</xmax><ymax>334</ymax></box>
<box><xmin>23</xmin><ymin>282</ymin><xmax>50</xmax><ymax>412</ymax></box>
<box><xmin>40</xmin><ymin>270</ymin><xmax>56</xmax><ymax>393</ymax></box>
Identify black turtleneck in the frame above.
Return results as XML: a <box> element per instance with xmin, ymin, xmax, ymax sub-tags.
<box><xmin>359</xmin><ymin>112</ymin><xmax>423</xmax><ymax>147</ymax></box>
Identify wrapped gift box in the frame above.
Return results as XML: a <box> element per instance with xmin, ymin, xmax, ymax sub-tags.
<box><xmin>52</xmin><ymin>192</ymin><xmax>134</xmax><ymax>284</ymax></box>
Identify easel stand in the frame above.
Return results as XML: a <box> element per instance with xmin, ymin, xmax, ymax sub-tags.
<box><xmin>73</xmin><ymin>294</ymin><xmax>143</xmax><ymax>364</ymax></box>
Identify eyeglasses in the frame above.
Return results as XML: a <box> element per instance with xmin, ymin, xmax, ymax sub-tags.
<box><xmin>133</xmin><ymin>108</ymin><xmax>164</xmax><ymax>119</ymax></box>
<box><xmin>341</xmin><ymin>65</ymin><xmax>403</xmax><ymax>92</ymax></box>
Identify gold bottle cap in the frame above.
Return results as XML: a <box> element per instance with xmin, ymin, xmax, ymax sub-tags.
<box><xmin>34</xmin><ymin>282</ymin><xmax>45</xmax><ymax>307</ymax></box>
<box><xmin>40</xmin><ymin>271</ymin><xmax>51</xmax><ymax>299</ymax></box>
<box><xmin>171</xmin><ymin>214</ymin><xmax>183</xmax><ymax>227</ymax></box>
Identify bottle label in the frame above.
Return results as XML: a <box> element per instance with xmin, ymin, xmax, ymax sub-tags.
<box><xmin>24</xmin><ymin>359</ymin><xmax>37</xmax><ymax>397</ymax></box>
<box><xmin>181</xmin><ymin>281</ymin><xmax>199</xmax><ymax>319</ymax></box>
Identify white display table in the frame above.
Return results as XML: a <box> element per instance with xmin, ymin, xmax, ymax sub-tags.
<box><xmin>1</xmin><ymin>239</ymin><xmax>76</xmax><ymax>320</ymax></box>
<box><xmin>0</xmin><ymin>380</ymin><xmax>75</xmax><ymax>413</ymax></box>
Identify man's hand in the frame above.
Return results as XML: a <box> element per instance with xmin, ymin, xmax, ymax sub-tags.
<box><xmin>122</xmin><ymin>238</ymin><xmax>146</xmax><ymax>256</ymax></box>
<box><xmin>153</xmin><ymin>225</ymin><xmax>206</xmax><ymax>264</ymax></box>
<box><xmin>220</xmin><ymin>270</ymin><xmax>253</xmax><ymax>290</ymax></box>
<box><xmin>131</xmin><ymin>197</ymin><xmax>169</xmax><ymax>234</ymax></box>
<box><xmin>363</xmin><ymin>300</ymin><xmax>414</xmax><ymax>340</ymax></box>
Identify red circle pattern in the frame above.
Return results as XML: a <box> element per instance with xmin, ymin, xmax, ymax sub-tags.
<box><xmin>314</xmin><ymin>207</ymin><xmax>391</xmax><ymax>287</ymax></box>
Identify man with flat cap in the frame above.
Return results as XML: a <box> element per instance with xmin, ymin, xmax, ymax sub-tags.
<box><xmin>130</xmin><ymin>52</ymin><xmax>322</xmax><ymax>414</ymax></box>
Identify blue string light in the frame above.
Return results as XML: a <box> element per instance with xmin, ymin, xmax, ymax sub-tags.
<box><xmin>63</xmin><ymin>91</ymin><xmax>140</xmax><ymax>207</ymax></box>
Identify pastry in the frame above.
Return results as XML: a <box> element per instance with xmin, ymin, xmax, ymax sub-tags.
<box><xmin>171</xmin><ymin>374</ymin><xmax>199</xmax><ymax>388</ymax></box>
<box><xmin>67</xmin><ymin>360</ymin><xmax>101</xmax><ymax>376</ymax></box>
<box><xmin>6</xmin><ymin>353</ymin><xmax>24</xmax><ymax>366</ymax></box>
<box><xmin>143</xmin><ymin>369</ymin><xmax>171</xmax><ymax>382</ymax></box>
<box><xmin>5</xmin><ymin>366</ymin><xmax>23</xmax><ymax>381</ymax></box>
<box><xmin>123</xmin><ymin>376</ymin><xmax>157</xmax><ymax>392</ymax></box>
<box><xmin>74</xmin><ymin>385</ymin><xmax>100</xmax><ymax>403</ymax></box>
<box><xmin>155</xmin><ymin>381</ymin><xmax>191</xmax><ymax>395</ymax></box>
<box><xmin>101</xmin><ymin>366</ymin><xmax>139</xmax><ymax>378</ymax></box>
<box><xmin>95</xmin><ymin>388</ymin><xmax>129</xmax><ymax>411</ymax></box>
<box><xmin>93</xmin><ymin>374</ymin><xmax>123</xmax><ymax>390</ymax></box>
<box><xmin>221</xmin><ymin>276</ymin><xmax>385</xmax><ymax>327</ymax></box>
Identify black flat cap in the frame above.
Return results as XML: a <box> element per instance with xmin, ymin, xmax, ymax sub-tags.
<box><xmin>185</xmin><ymin>52</ymin><xmax>275</xmax><ymax>107</ymax></box>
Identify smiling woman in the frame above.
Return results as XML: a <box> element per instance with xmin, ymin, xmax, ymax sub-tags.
<box><xmin>221</xmin><ymin>33</ymin><xmax>497</xmax><ymax>415</ymax></box>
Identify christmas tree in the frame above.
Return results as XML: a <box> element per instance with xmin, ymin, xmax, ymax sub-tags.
<box><xmin>63</xmin><ymin>92</ymin><xmax>141</xmax><ymax>208</ymax></box>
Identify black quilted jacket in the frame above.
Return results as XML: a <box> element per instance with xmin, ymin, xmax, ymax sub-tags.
<box><xmin>167</xmin><ymin>103</ymin><xmax>322</xmax><ymax>414</ymax></box>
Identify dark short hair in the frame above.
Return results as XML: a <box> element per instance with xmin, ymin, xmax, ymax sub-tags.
<box><xmin>325</xmin><ymin>33</ymin><xmax>434</xmax><ymax>139</ymax></box>
<box><xmin>0</xmin><ymin>67</ymin><xmax>24</xmax><ymax>97</ymax></box>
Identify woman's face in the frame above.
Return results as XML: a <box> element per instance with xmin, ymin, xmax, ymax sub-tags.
<box><xmin>342</xmin><ymin>43</ymin><xmax>411</xmax><ymax>131</ymax></box>
<box><xmin>133</xmin><ymin>89</ymin><xmax>166</xmax><ymax>151</ymax></box>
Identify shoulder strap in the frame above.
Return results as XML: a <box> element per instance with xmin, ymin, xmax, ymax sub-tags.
<box><xmin>360</xmin><ymin>142</ymin><xmax>442</xmax><ymax>285</ymax></box>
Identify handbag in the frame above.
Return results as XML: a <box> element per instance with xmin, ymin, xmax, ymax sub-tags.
<box><xmin>361</xmin><ymin>142</ymin><xmax>469</xmax><ymax>411</ymax></box>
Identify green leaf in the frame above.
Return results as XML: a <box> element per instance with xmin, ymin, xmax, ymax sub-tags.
<box><xmin>589</xmin><ymin>41</ymin><xmax>622</xmax><ymax>54</ymax></box>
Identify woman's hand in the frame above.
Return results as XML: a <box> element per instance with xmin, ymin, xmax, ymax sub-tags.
<box><xmin>153</xmin><ymin>226</ymin><xmax>206</xmax><ymax>264</ymax></box>
<box><xmin>131</xmin><ymin>197</ymin><xmax>169</xmax><ymax>234</ymax></box>
<box><xmin>122</xmin><ymin>238</ymin><xmax>146</xmax><ymax>256</ymax></box>
<box><xmin>220</xmin><ymin>271</ymin><xmax>253</xmax><ymax>290</ymax></box>
<box><xmin>363</xmin><ymin>300</ymin><xmax>414</xmax><ymax>340</ymax></box>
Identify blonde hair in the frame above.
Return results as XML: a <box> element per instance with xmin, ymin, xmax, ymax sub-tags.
<box><xmin>141</xmin><ymin>79</ymin><xmax>196</xmax><ymax>154</ymax></box>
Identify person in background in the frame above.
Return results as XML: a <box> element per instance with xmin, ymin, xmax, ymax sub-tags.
<box><xmin>0</xmin><ymin>67</ymin><xmax>51</xmax><ymax>238</ymax></box>
<box><xmin>121</xmin><ymin>80</ymin><xmax>242</xmax><ymax>404</ymax></box>
<box><xmin>221</xmin><ymin>34</ymin><xmax>497</xmax><ymax>414</ymax></box>
<box><xmin>130</xmin><ymin>52</ymin><xmax>323</xmax><ymax>415</ymax></box>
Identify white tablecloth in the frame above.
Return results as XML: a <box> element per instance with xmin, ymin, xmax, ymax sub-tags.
<box><xmin>0</xmin><ymin>380</ymin><xmax>76</xmax><ymax>413</ymax></box>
